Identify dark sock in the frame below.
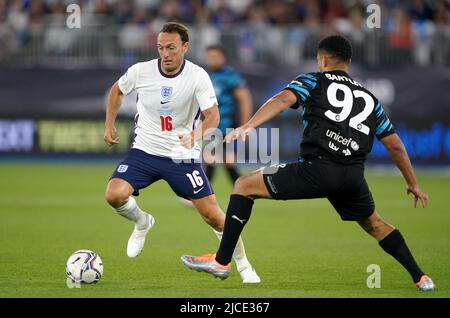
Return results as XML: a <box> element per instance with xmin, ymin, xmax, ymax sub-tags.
<box><xmin>215</xmin><ymin>194</ymin><xmax>254</xmax><ymax>265</ymax></box>
<box><xmin>205</xmin><ymin>165</ymin><xmax>215</xmax><ymax>182</ymax></box>
<box><xmin>378</xmin><ymin>229</ymin><xmax>425</xmax><ymax>283</ymax></box>
<box><xmin>225</xmin><ymin>165</ymin><xmax>240</xmax><ymax>183</ymax></box>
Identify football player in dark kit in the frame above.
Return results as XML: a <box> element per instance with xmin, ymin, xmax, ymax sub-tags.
<box><xmin>181</xmin><ymin>35</ymin><xmax>436</xmax><ymax>291</ymax></box>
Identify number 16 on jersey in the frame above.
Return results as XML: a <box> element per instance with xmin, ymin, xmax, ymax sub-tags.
<box><xmin>160</xmin><ymin>116</ymin><xmax>173</xmax><ymax>131</ymax></box>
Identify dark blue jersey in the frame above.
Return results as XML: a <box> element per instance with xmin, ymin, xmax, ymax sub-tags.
<box><xmin>208</xmin><ymin>66</ymin><xmax>246</xmax><ymax>134</ymax></box>
<box><xmin>284</xmin><ymin>70</ymin><xmax>395</xmax><ymax>165</ymax></box>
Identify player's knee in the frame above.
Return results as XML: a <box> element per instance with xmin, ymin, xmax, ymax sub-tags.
<box><xmin>372</xmin><ymin>216</ymin><xmax>393</xmax><ymax>232</ymax></box>
<box><xmin>105</xmin><ymin>187</ymin><xmax>128</xmax><ymax>208</ymax></box>
<box><xmin>361</xmin><ymin>216</ymin><xmax>394</xmax><ymax>239</ymax></box>
<box><xmin>207</xmin><ymin>208</ymin><xmax>224</xmax><ymax>230</ymax></box>
<box><xmin>233</xmin><ymin>176</ymin><xmax>250</xmax><ymax>195</ymax></box>
<box><xmin>195</xmin><ymin>198</ymin><xmax>224</xmax><ymax>230</ymax></box>
<box><xmin>379</xmin><ymin>221</ymin><xmax>395</xmax><ymax>237</ymax></box>
<box><xmin>362</xmin><ymin>219</ymin><xmax>378</xmax><ymax>233</ymax></box>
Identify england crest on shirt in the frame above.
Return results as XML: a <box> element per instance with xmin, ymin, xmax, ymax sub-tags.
<box><xmin>117</xmin><ymin>165</ymin><xmax>128</xmax><ymax>173</ymax></box>
<box><xmin>161</xmin><ymin>86</ymin><xmax>173</xmax><ymax>100</ymax></box>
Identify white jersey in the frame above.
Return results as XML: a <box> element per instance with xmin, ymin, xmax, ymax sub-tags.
<box><xmin>118</xmin><ymin>59</ymin><xmax>217</xmax><ymax>159</ymax></box>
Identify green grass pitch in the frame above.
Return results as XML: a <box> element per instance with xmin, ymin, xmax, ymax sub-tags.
<box><xmin>0</xmin><ymin>163</ymin><xmax>448</xmax><ymax>298</ymax></box>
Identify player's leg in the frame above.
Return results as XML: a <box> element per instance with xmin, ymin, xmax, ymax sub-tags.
<box><xmin>106</xmin><ymin>149</ymin><xmax>158</xmax><ymax>258</ymax></box>
<box><xmin>181</xmin><ymin>162</ymin><xmax>328</xmax><ymax>279</ymax></box>
<box><xmin>357</xmin><ymin>210</ymin><xmax>394</xmax><ymax>241</ymax></box>
<box><xmin>358</xmin><ymin>211</ymin><xmax>435</xmax><ymax>290</ymax></box>
<box><xmin>164</xmin><ymin>161</ymin><xmax>260</xmax><ymax>283</ymax></box>
<box><xmin>105</xmin><ymin>178</ymin><xmax>150</xmax><ymax>229</ymax></box>
<box><xmin>213</xmin><ymin>169</ymin><xmax>271</xmax><ymax>265</ymax></box>
<box><xmin>329</xmin><ymin>165</ymin><xmax>435</xmax><ymax>291</ymax></box>
<box><xmin>191</xmin><ymin>194</ymin><xmax>261</xmax><ymax>283</ymax></box>
<box><xmin>190</xmin><ymin>193</ymin><xmax>223</xmax><ymax>230</ymax></box>
<box><xmin>181</xmin><ymin>168</ymin><xmax>272</xmax><ymax>278</ymax></box>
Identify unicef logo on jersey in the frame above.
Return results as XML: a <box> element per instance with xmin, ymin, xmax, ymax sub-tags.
<box><xmin>161</xmin><ymin>86</ymin><xmax>173</xmax><ymax>100</ymax></box>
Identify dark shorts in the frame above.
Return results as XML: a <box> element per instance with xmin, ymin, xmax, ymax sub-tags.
<box><xmin>262</xmin><ymin>157</ymin><xmax>375</xmax><ymax>221</ymax></box>
<box><xmin>110</xmin><ymin>148</ymin><xmax>214</xmax><ymax>200</ymax></box>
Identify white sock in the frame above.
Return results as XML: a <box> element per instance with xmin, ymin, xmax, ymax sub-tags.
<box><xmin>213</xmin><ymin>229</ymin><xmax>252</xmax><ymax>271</ymax></box>
<box><xmin>114</xmin><ymin>196</ymin><xmax>148</xmax><ymax>230</ymax></box>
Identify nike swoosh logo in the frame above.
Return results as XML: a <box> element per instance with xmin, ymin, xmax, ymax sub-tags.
<box><xmin>231</xmin><ymin>215</ymin><xmax>246</xmax><ymax>224</ymax></box>
<box><xmin>193</xmin><ymin>187</ymin><xmax>204</xmax><ymax>194</ymax></box>
<box><xmin>160</xmin><ymin>101</ymin><xmax>171</xmax><ymax>104</ymax></box>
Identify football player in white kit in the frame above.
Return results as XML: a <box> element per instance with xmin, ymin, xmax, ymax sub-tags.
<box><xmin>103</xmin><ymin>22</ymin><xmax>260</xmax><ymax>283</ymax></box>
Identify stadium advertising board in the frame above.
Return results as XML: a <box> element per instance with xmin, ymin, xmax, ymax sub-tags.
<box><xmin>0</xmin><ymin>67</ymin><xmax>448</xmax><ymax>164</ymax></box>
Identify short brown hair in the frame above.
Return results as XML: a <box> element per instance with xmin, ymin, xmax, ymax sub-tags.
<box><xmin>160</xmin><ymin>22</ymin><xmax>189</xmax><ymax>43</ymax></box>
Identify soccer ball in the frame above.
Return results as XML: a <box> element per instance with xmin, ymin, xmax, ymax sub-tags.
<box><xmin>66</xmin><ymin>250</ymin><xmax>103</xmax><ymax>284</ymax></box>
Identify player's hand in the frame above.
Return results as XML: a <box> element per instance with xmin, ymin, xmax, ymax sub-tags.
<box><xmin>104</xmin><ymin>125</ymin><xmax>119</xmax><ymax>146</ymax></box>
<box><xmin>224</xmin><ymin>125</ymin><xmax>253</xmax><ymax>143</ymax></box>
<box><xmin>179</xmin><ymin>132</ymin><xmax>195</xmax><ymax>149</ymax></box>
<box><xmin>406</xmin><ymin>184</ymin><xmax>429</xmax><ymax>208</ymax></box>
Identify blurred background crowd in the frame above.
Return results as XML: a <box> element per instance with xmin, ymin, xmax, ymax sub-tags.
<box><xmin>0</xmin><ymin>0</ymin><xmax>449</xmax><ymax>67</ymax></box>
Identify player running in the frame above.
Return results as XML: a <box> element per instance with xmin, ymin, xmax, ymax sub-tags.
<box><xmin>104</xmin><ymin>22</ymin><xmax>260</xmax><ymax>283</ymax></box>
<box><xmin>181</xmin><ymin>35</ymin><xmax>436</xmax><ymax>291</ymax></box>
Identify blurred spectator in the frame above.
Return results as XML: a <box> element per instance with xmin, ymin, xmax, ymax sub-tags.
<box><xmin>434</xmin><ymin>0</ymin><xmax>450</xmax><ymax>29</ymax></box>
<box><xmin>265</xmin><ymin>0</ymin><xmax>292</xmax><ymax>25</ymax></box>
<box><xmin>408</xmin><ymin>0</ymin><xmax>434</xmax><ymax>22</ymax></box>
<box><xmin>0</xmin><ymin>0</ymin><xmax>16</xmax><ymax>59</ymax></box>
<box><xmin>431</xmin><ymin>0</ymin><xmax>450</xmax><ymax>65</ymax></box>
<box><xmin>303</xmin><ymin>0</ymin><xmax>321</xmax><ymax>30</ymax></box>
<box><xmin>238</xmin><ymin>2</ymin><xmax>270</xmax><ymax>64</ymax></box>
<box><xmin>7</xmin><ymin>0</ymin><xmax>29</xmax><ymax>47</ymax></box>
<box><xmin>334</xmin><ymin>3</ymin><xmax>365</xmax><ymax>45</ymax></box>
<box><xmin>115</xmin><ymin>0</ymin><xmax>134</xmax><ymax>25</ymax></box>
<box><xmin>207</xmin><ymin>0</ymin><xmax>252</xmax><ymax>16</ymax></box>
<box><xmin>210</xmin><ymin>1</ymin><xmax>238</xmax><ymax>27</ymax></box>
<box><xmin>412</xmin><ymin>16</ymin><xmax>435</xmax><ymax>66</ymax></box>
<box><xmin>322</xmin><ymin>0</ymin><xmax>347</xmax><ymax>26</ymax></box>
<box><xmin>93</xmin><ymin>0</ymin><xmax>114</xmax><ymax>15</ymax></box>
<box><xmin>118</xmin><ymin>10</ymin><xmax>149</xmax><ymax>51</ymax></box>
<box><xmin>388</xmin><ymin>8</ymin><xmax>414</xmax><ymax>51</ymax></box>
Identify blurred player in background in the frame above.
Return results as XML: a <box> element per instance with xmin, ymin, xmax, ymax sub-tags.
<box><xmin>179</xmin><ymin>45</ymin><xmax>253</xmax><ymax>207</ymax></box>
<box><xmin>204</xmin><ymin>45</ymin><xmax>253</xmax><ymax>183</ymax></box>
<box><xmin>181</xmin><ymin>35</ymin><xmax>435</xmax><ymax>291</ymax></box>
<box><xmin>103</xmin><ymin>22</ymin><xmax>260</xmax><ymax>283</ymax></box>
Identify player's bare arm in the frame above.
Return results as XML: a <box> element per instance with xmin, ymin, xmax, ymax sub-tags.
<box><xmin>179</xmin><ymin>104</ymin><xmax>219</xmax><ymax>148</ymax></box>
<box><xmin>233</xmin><ymin>87</ymin><xmax>253</xmax><ymax>126</ymax></box>
<box><xmin>381</xmin><ymin>133</ymin><xmax>429</xmax><ymax>208</ymax></box>
<box><xmin>104</xmin><ymin>81</ymin><xmax>123</xmax><ymax>146</ymax></box>
<box><xmin>225</xmin><ymin>89</ymin><xmax>297</xmax><ymax>143</ymax></box>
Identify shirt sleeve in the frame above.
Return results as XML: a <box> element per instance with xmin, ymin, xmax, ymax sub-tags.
<box><xmin>196</xmin><ymin>68</ymin><xmax>218</xmax><ymax>111</ymax></box>
<box><xmin>374</xmin><ymin>102</ymin><xmax>395</xmax><ymax>140</ymax></box>
<box><xmin>117</xmin><ymin>63</ymin><xmax>139</xmax><ymax>95</ymax></box>
<box><xmin>284</xmin><ymin>72</ymin><xmax>319</xmax><ymax>109</ymax></box>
